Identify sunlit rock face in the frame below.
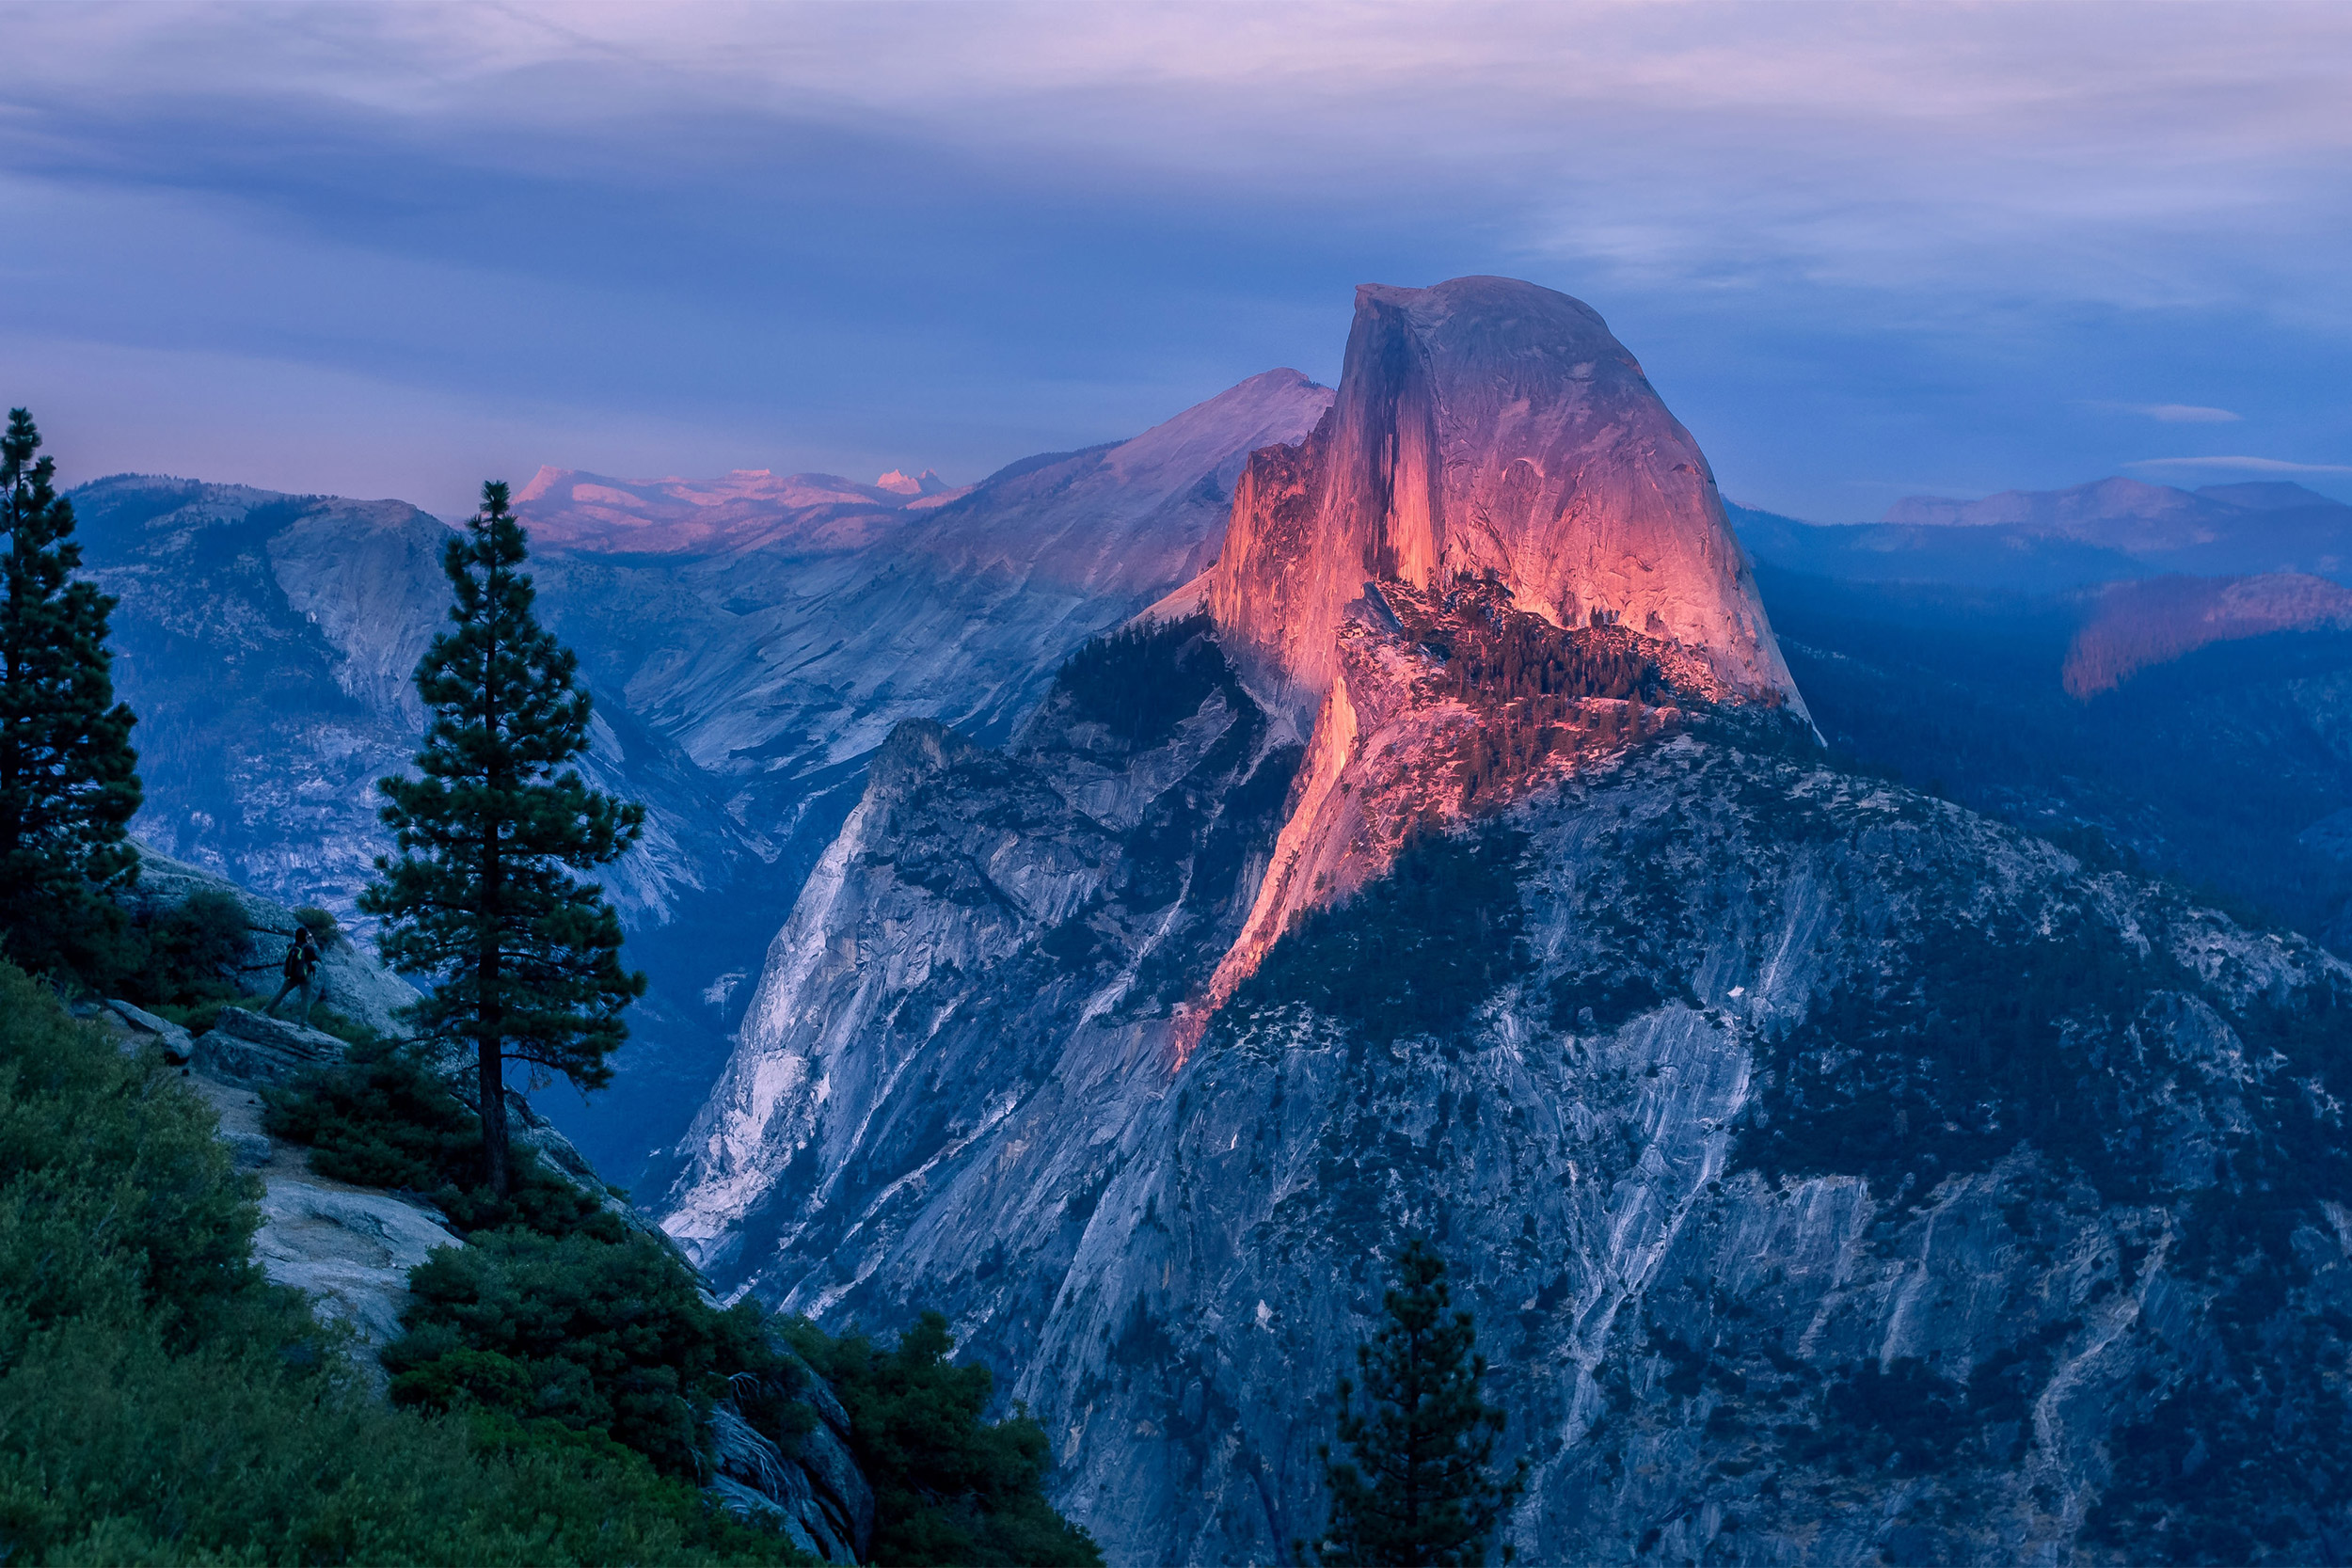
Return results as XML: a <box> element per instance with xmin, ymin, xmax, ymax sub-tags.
<box><xmin>666</xmin><ymin>277</ymin><xmax>2352</xmax><ymax>1564</ymax></box>
<box><xmin>1207</xmin><ymin>277</ymin><xmax>1801</xmax><ymax>725</ymax></box>
<box><xmin>2062</xmin><ymin>571</ymin><xmax>2352</xmax><ymax>697</ymax></box>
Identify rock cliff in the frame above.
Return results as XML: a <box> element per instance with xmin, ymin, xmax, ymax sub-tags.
<box><xmin>1205</xmin><ymin>278</ymin><xmax>1798</xmax><ymax>725</ymax></box>
<box><xmin>664</xmin><ymin>279</ymin><xmax>2352</xmax><ymax>1563</ymax></box>
<box><xmin>665</xmin><ymin>612</ymin><xmax>2352</xmax><ymax>1562</ymax></box>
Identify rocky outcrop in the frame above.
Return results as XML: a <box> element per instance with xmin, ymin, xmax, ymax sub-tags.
<box><xmin>707</xmin><ymin>1365</ymin><xmax>876</xmax><ymax>1562</ymax></box>
<box><xmin>104</xmin><ymin>997</ymin><xmax>193</xmax><ymax>1063</ymax></box>
<box><xmin>1206</xmin><ymin>278</ymin><xmax>1799</xmax><ymax>725</ymax></box>
<box><xmin>129</xmin><ymin>844</ymin><xmax>424</xmax><ymax>1037</ymax></box>
<box><xmin>195</xmin><ymin>1006</ymin><xmax>349</xmax><ymax>1087</ymax></box>
<box><xmin>2062</xmin><ymin>572</ymin><xmax>2352</xmax><ymax>697</ymax></box>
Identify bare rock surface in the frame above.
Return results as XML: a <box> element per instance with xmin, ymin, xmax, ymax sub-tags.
<box><xmin>1207</xmin><ymin>277</ymin><xmax>1800</xmax><ymax>725</ymax></box>
<box><xmin>104</xmin><ymin>997</ymin><xmax>193</xmax><ymax>1062</ymax></box>
<box><xmin>196</xmin><ymin>1006</ymin><xmax>350</xmax><ymax>1086</ymax></box>
<box><xmin>662</xmin><ymin>278</ymin><xmax>2352</xmax><ymax>1564</ymax></box>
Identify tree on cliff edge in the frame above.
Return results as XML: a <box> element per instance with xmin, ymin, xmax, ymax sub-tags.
<box><xmin>1305</xmin><ymin>1239</ymin><xmax>1526</xmax><ymax>1567</ymax></box>
<box><xmin>362</xmin><ymin>481</ymin><xmax>644</xmax><ymax>1196</ymax></box>
<box><xmin>0</xmin><ymin>408</ymin><xmax>141</xmax><ymax>975</ymax></box>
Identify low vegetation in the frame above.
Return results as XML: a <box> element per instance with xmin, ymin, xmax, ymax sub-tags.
<box><xmin>0</xmin><ymin>960</ymin><xmax>796</xmax><ymax>1564</ymax></box>
<box><xmin>788</xmin><ymin>1313</ymin><xmax>1104</xmax><ymax>1567</ymax></box>
<box><xmin>265</xmin><ymin>1028</ymin><xmax>1101</xmax><ymax>1560</ymax></box>
<box><xmin>1221</xmin><ymin>824</ymin><xmax>1533</xmax><ymax>1048</ymax></box>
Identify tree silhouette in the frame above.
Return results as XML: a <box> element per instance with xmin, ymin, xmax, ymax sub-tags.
<box><xmin>361</xmin><ymin>482</ymin><xmax>644</xmax><ymax>1195</ymax></box>
<box><xmin>0</xmin><ymin>408</ymin><xmax>141</xmax><ymax>975</ymax></box>
<box><xmin>1306</xmin><ymin>1238</ymin><xmax>1526</xmax><ymax>1566</ymax></box>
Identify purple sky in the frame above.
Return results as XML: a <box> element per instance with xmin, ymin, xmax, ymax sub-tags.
<box><xmin>5</xmin><ymin>1</ymin><xmax>2349</xmax><ymax>520</ymax></box>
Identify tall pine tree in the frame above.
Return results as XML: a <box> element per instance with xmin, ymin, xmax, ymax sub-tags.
<box><xmin>1306</xmin><ymin>1239</ymin><xmax>1526</xmax><ymax>1567</ymax></box>
<box><xmin>0</xmin><ymin>408</ymin><xmax>141</xmax><ymax>975</ymax></box>
<box><xmin>362</xmin><ymin>481</ymin><xmax>644</xmax><ymax>1196</ymax></box>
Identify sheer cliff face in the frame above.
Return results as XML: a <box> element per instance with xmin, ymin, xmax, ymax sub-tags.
<box><xmin>1207</xmin><ymin>278</ymin><xmax>1800</xmax><ymax>721</ymax></box>
<box><xmin>664</xmin><ymin>640</ymin><xmax>2352</xmax><ymax>1564</ymax></box>
<box><xmin>72</xmin><ymin>372</ymin><xmax>1327</xmax><ymax>1184</ymax></box>
<box><xmin>664</xmin><ymin>278</ymin><xmax>2352</xmax><ymax>1563</ymax></box>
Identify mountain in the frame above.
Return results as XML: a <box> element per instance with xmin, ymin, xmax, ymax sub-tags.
<box><xmin>1202</xmin><ymin>278</ymin><xmax>1798</xmax><ymax>723</ymax></box>
<box><xmin>660</xmin><ymin>277</ymin><xmax>2352</xmax><ymax>1561</ymax></box>
<box><xmin>70</xmin><ymin>369</ymin><xmax>1330</xmax><ymax>1186</ymax></box>
<box><xmin>510</xmin><ymin>465</ymin><xmax>965</xmax><ymax>556</ymax></box>
<box><xmin>1736</xmin><ymin>480</ymin><xmax>2352</xmax><ymax>594</ymax></box>
<box><xmin>1755</xmin><ymin>564</ymin><xmax>2352</xmax><ymax>952</ymax></box>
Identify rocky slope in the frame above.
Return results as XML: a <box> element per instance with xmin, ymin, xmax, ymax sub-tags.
<box><xmin>105</xmin><ymin>849</ymin><xmax>874</xmax><ymax>1561</ymax></box>
<box><xmin>666</xmin><ymin>609</ymin><xmax>2352</xmax><ymax>1563</ymax></box>
<box><xmin>664</xmin><ymin>278</ymin><xmax>2352</xmax><ymax>1564</ymax></box>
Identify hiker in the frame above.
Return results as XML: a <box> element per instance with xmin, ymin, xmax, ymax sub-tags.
<box><xmin>264</xmin><ymin>924</ymin><xmax>323</xmax><ymax>1024</ymax></box>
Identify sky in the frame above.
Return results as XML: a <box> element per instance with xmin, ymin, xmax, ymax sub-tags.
<box><xmin>4</xmin><ymin>0</ymin><xmax>2349</xmax><ymax>522</ymax></box>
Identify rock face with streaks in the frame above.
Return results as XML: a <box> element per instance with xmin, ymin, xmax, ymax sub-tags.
<box><xmin>663</xmin><ymin>278</ymin><xmax>2352</xmax><ymax>1563</ymax></box>
<box><xmin>1204</xmin><ymin>277</ymin><xmax>1800</xmax><ymax>725</ymax></box>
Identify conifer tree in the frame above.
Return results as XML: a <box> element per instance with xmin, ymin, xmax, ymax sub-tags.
<box><xmin>1306</xmin><ymin>1239</ymin><xmax>1527</xmax><ymax>1567</ymax></box>
<box><xmin>0</xmin><ymin>408</ymin><xmax>141</xmax><ymax>974</ymax></box>
<box><xmin>362</xmin><ymin>481</ymin><xmax>644</xmax><ymax>1196</ymax></box>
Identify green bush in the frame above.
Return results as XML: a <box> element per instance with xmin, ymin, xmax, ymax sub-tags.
<box><xmin>788</xmin><ymin>1311</ymin><xmax>1103</xmax><ymax>1567</ymax></box>
<box><xmin>118</xmin><ymin>888</ymin><xmax>252</xmax><ymax>1008</ymax></box>
<box><xmin>264</xmin><ymin>1037</ymin><xmax>602</xmax><ymax>1236</ymax></box>
<box><xmin>0</xmin><ymin>959</ymin><xmax>799</xmax><ymax>1564</ymax></box>
<box><xmin>383</xmin><ymin>1227</ymin><xmax>785</xmax><ymax>1478</ymax></box>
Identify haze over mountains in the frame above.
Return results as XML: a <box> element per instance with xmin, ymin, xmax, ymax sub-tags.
<box><xmin>1738</xmin><ymin>476</ymin><xmax>2352</xmax><ymax>594</ymax></box>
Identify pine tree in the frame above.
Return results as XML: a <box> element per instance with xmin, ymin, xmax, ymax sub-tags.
<box><xmin>0</xmin><ymin>408</ymin><xmax>141</xmax><ymax>975</ymax></box>
<box><xmin>361</xmin><ymin>481</ymin><xmax>644</xmax><ymax>1196</ymax></box>
<box><xmin>1306</xmin><ymin>1239</ymin><xmax>1527</xmax><ymax>1567</ymax></box>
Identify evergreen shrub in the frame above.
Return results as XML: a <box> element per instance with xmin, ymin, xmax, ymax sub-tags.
<box><xmin>787</xmin><ymin>1310</ymin><xmax>1103</xmax><ymax>1567</ymax></box>
<box><xmin>0</xmin><ymin>960</ymin><xmax>799</xmax><ymax>1564</ymax></box>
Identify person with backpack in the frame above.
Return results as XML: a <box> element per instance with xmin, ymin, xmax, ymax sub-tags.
<box><xmin>264</xmin><ymin>923</ymin><xmax>322</xmax><ymax>1025</ymax></box>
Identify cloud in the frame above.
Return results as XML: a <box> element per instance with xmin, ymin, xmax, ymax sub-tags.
<box><xmin>2141</xmin><ymin>404</ymin><xmax>2244</xmax><ymax>423</ymax></box>
<box><xmin>1</xmin><ymin>1</ymin><xmax>2348</xmax><ymax>523</ymax></box>
<box><xmin>2126</xmin><ymin>456</ymin><xmax>2352</xmax><ymax>475</ymax></box>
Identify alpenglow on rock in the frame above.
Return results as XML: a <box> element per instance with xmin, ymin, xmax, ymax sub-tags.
<box><xmin>660</xmin><ymin>276</ymin><xmax>2352</xmax><ymax>1563</ymax></box>
<box><xmin>1201</xmin><ymin>277</ymin><xmax>1802</xmax><ymax>721</ymax></box>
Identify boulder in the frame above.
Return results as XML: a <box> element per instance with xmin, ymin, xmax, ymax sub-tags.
<box><xmin>104</xmin><ymin>998</ymin><xmax>195</xmax><ymax>1064</ymax></box>
<box><xmin>194</xmin><ymin>1007</ymin><xmax>347</xmax><ymax>1086</ymax></box>
<box><xmin>252</xmin><ymin>1177</ymin><xmax>463</xmax><ymax>1353</ymax></box>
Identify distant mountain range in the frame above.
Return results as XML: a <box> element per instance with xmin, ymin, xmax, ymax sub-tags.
<box><xmin>71</xmin><ymin>368</ymin><xmax>1328</xmax><ymax>1184</ymax></box>
<box><xmin>1734</xmin><ymin>477</ymin><xmax>2352</xmax><ymax>593</ymax></box>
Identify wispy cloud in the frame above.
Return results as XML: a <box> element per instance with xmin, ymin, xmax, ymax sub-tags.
<box><xmin>1</xmin><ymin>1</ymin><xmax>2346</xmax><ymax>519</ymax></box>
<box><xmin>2141</xmin><ymin>404</ymin><xmax>2244</xmax><ymax>423</ymax></box>
<box><xmin>2126</xmin><ymin>456</ymin><xmax>2352</xmax><ymax>475</ymax></box>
